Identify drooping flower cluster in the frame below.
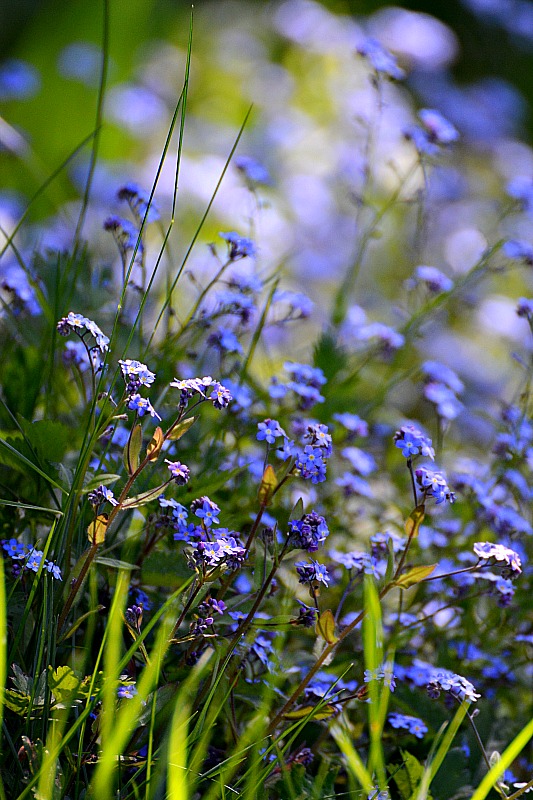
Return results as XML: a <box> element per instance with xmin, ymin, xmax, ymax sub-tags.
<box><xmin>170</xmin><ymin>376</ymin><xmax>232</xmax><ymax>410</ymax></box>
<box><xmin>87</xmin><ymin>485</ymin><xmax>118</xmax><ymax>508</ymax></box>
<box><xmin>57</xmin><ymin>311</ymin><xmax>110</xmax><ymax>354</ymax></box>
<box><xmin>421</xmin><ymin>361</ymin><xmax>464</xmax><ymax>421</ymax></box>
<box><xmin>364</xmin><ymin>663</ymin><xmax>397</xmax><ymax>692</ymax></box>
<box><xmin>426</xmin><ymin>670</ymin><xmax>481</xmax><ymax>703</ymax></box>
<box><xmin>119</xmin><ymin>359</ymin><xmax>156</xmax><ymax>393</ymax></box>
<box><xmin>219</xmin><ymin>231</ymin><xmax>256</xmax><ymax>260</ymax></box>
<box><xmin>473</xmin><ymin>542</ymin><xmax>522</xmax><ymax>575</ymax></box>
<box><xmin>405</xmin><ymin>108</ymin><xmax>459</xmax><ymax>156</ymax></box>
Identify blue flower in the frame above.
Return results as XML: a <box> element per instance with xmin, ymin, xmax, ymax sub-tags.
<box><xmin>257</xmin><ymin>419</ymin><xmax>285</xmax><ymax>444</ymax></box>
<box><xmin>219</xmin><ymin>231</ymin><xmax>256</xmax><ymax>260</ymax></box>
<box><xmin>234</xmin><ymin>155</ymin><xmax>271</xmax><ymax>185</ymax></box>
<box><xmin>415</xmin><ymin>466</ymin><xmax>455</xmax><ymax>504</ymax></box>
<box><xmin>407</xmin><ymin>265</ymin><xmax>453</xmax><ymax>293</ymax></box>
<box><xmin>207</xmin><ymin>327</ymin><xmax>243</xmax><ymax>354</ymax></box>
<box><xmin>119</xmin><ymin>359</ymin><xmax>156</xmax><ymax>392</ymax></box>
<box><xmin>165</xmin><ymin>460</ymin><xmax>191</xmax><ymax>485</ymax></box>
<box><xmin>117</xmin><ymin>684</ymin><xmax>137</xmax><ymax>699</ymax></box>
<box><xmin>503</xmin><ymin>239</ymin><xmax>533</xmax><ymax>265</ymax></box>
<box><xmin>295</xmin><ymin>560</ymin><xmax>330</xmax><ymax>587</ymax></box>
<box><xmin>473</xmin><ymin>542</ymin><xmax>522</xmax><ymax>575</ymax></box>
<box><xmin>394</xmin><ymin>424</ymin><xmax>435</xmax><ymax>460</ymax></box>
<box><xmin>357</xmin><ymin>39</ymin><xmax>405</xmax><ymax>80</ymax></box>
<box><xmin>127</xmin><ymin>394</ymin><xmax>161</xmax><ymax>420</ymax></box>
<box><xmin>117</xmin><ymin>183</ymin><xmax>160</xmax><ymax>223</ymax></box>
<box><xmin>288</xmin><ymin>512</ymin><xmax>329</xmax><ymax>552</ymax></box>
<box><xmin>210</xmin><ymin>382</ymin><xmax>232</xmax><ymax>409</ymax></box>
<box><xmin>195</xmin><ymin>500</ymin><xmax>220</xmax><ymax>527</ymax></box>
<box><xmin>388</xmin><ymin>712</ymin><xmax>427</xmax><ymax>738</ymax></box>
<box><xmin>427</xmin><ymin>670</ymin><xmax>480</xmax><ymax>702</ymax></box>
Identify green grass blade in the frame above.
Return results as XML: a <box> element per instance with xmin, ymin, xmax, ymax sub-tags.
<box><xmin>469</xmin><ymin>716</ymin><xmax>533</xmax><ymax>800</ymax></box>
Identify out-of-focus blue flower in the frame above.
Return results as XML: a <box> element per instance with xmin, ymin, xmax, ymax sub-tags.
<box><xmin>207</xmin><ymin>327</ymin><xmax>243</xmax><ymax>354</ymax></box>
<box><xmin>419</xmin><ymin>109</ymin><xmax>459</xmax><ymax>144</ymax></box>
<box><xmin>406</xmin><ymin>265</ymin><xmax>454</xmax><ymax>293</ymax></box>
<box><xmin>335</xmin><ymin>472</ymin><xmax>374</xmax><ymax>498</ymax></box>
<box><xmin>333</xmin><ymin>413</ymin><xmax>369</xmax><ymax>437</ymax></box>
<box><xmin>0</xmin><ymin>59</ymin><xmax>40</xmax><ymax>100</ymax></box>
<box><xmin>117</xmin><ymin>183</ymin><xmax>160</xmax><ymax>223</ymax></box>
<box><xmin>424</xmin><ymin>382</ymin><xmax>463</xmax><ymax>420</ymax></box>
<box><xmin>356</xmin><ymin>323</ymin><xmax>405</xmax><ymax>355</ymax></box>
<box><xmin>357</xmin><ymin>38</ymin><xmax>405</xmax><ymax>80</ymax></box>
<box><xmin>104</xmin><ymin>215</ymin><xmax>142</xmax><ymax>254</ymax></box>
<box><xmin>503</xmin><ymin>239</ymin><xmax>533</xmax><ymax>265</ymax></box>
<box><xmin>219</xmin><ymin>231</ymin><xmax>256</xmax><ymax>260</ymax></box>
<box><xmin>57</xmin><ymin>42</ymin><xmax>102</xmax><ymax>86</ymax></box>
<box><xmin>507</xmin><ymin>175</ymin><xmax>533</xmax><ymax>213</ymax></box>
<box><xmin>235</xmin><ymin>155</ymin><xmax>271</xmax><ymax>185</ymax></box>
<box><xmin>329</xmin><ymin>549</ymin><xmax>371</xmax><ymax>572</ymax></box>
<box><xmin>421</xmin><ymin>361</ymin><xmax>464</xmax><ymax>394</ymax></box>
<box><xmin>341</xmin><ymin>446</ymin><xmax>377</xmax><ymax>475</ymax></box>
<box><xmin>388</xmin><ymin>712</ymin><xmax>428</xmax><ymax>738</ymax></box>
<box><xmin>107</xmin><ymin>83</ymin><xmax>168</xmax><ymax>137</ymax></box>
<box><xmin>364</xmin><ymin>664</ymin><xmax>397</xmax><ymax>691</ymax></box>
<box><xmin>272</xmin><ymin>289</ymin><xmax>314</xmax><ymax>319</ymax></box>
<box><xmin>517</xmin><ymin>297</ymin><xmax>533</xmax><ymax>320</ymax></box>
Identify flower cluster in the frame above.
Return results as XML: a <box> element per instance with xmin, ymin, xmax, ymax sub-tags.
<box><xmin>87</xmin><ymin>485</ymin><xmax>118</xmax><ymax>507</ymax></box>
<box><xmin>277</xmin><ymin>422</ymin><xmax>333</xmax><ymax>484</ymax></box>
<box><xmin>2</xmin><ymin>540</ymin><xmax>62</xmax><ymax>580</ymax></box>
<box><xmin>421</xmin><ymin>361</ymin><xmax>464</xmax><ymax>421</ymax></box>
<box><xmin>57</xmin><ymin>311</ymin><xmax>110</xmax><ymax>354</ymax></box>
<box><xmin>473</xmin><ymin>542</ymin><xmax>522</xmax><ymax>575</ymax></box>
<box><xmin>269</xmin><ymin>362</ymin><xmax>327</xmax><ymax>410</ymax></box>
<box><xmin>219</xmin><ymin>231</ymin><xmax>256</xmax><ymax>260</ymax></box>
<box><xmin>165</xmin><ymin>460</ymin><xmax>191</xmax><ymax>485</ymax></box>
<box><xmin>169</xmin><ymin>376</ymin><xmax>232</xmax><ymax>410</ymax></box>
<box><xmin>415</xmin><ymin>467</ymin><xmax>455</xmax><ymax>505</ymax></box>
<box><xmin>364</xmin><ymin>664</ymin><xmax>397</xmax><ymax>692</ymax></box>
<box><xmin>405</xmin><ymin>109</ymin><xmax>459</xmax><ymax>156</ymax></box>
<box><xmin>388</xmin><ymin>712</ymin><xmax>428</xmax><ymax>739</ymax></box>
<box><xmin>288</xmin><ymin>511</ymin><xmax>329</xmax><ymax>553</ymax></box>
<box><xmin>119</xmin><ymin>359</ymin><xmax>156</xmax><ymax>393</ymax></box>
<box><xmin>394</xmin><ymin>424</ymin><xmax>435</xmax><ymax>460</ymax></box>
<box><xmin>427</xmin><ymin>670</ymin><xmax>481</xmax><ymax>703</ymax></box>
<box><xmin>295</xmin><ymin>560</ymin><xmax>330</xmax><ymax>587</ymax></box>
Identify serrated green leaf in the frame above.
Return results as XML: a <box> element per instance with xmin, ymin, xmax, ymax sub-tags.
<box><xmin>48</xmin><ymin>665</ymin><xmax>82</xmax><ymax>706</ymax></box>
<box><xmin>124</xmin><ymin>423</ymin><xmax>142</xmax><ymax>476</ymax></box>
<box><xmin>4</xmin><ymin>689</ymin><xmax>31</xmax><ymax>715</ymax></box>
<box><xmin>166</xmin><ymin>415</ymin><xmax>197</xmax><ymax>441</ymax></box>
<box><xmin>394</xmin><ymin>564</ymin><xmax>437</xmax><ymax>590</ymax></box>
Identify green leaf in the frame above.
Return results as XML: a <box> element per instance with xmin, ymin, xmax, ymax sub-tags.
<box><xmin>315</xmin><ymin>609</ymin><xmax>338</xmax><ymax>643</ymax></box>
<box><xmin>58</xmin><ymin>606</ymin><xmax>106</xmax><ymax>643</ymax></box>
<box><xmin>389</xmin><ymin>750</ymin><xmax>430</xmax><ymax>800</ymax></box>
<box><xmin>83</xmin><ymin>473</ymin><xmax>121</xmax><ymax>493</ymax></box>
<box><xmin>137</xmin><ymin>684</ymin><xmax>176</xmax><ymax>726</ymax></box>
<box><xmin>166</xmin><ymin>416</ymin><xmax>196</xmax><ymax>441</ymax></box>
<box><xmin>124</xmin><ymin>423</ymin><xmax>143</xmax><ymax>476</ymax></box>
<box><xmin>121</xmin><ymin>483</ymin><xmax>167</xmax><ymax>508</ymax></box>
<box><xmin>4</xmin><ymin>689</ymin><xmax>31</xmax><ymax>716</ymax></box>
<box><xmin>289</xmin><ymin>497</ymin><xmax>304</xmax><ymax>521</ymax></box>
<box><xmin>283</xmin><ymin>704</ymin><xmax>337</xmax><ymax>721</ymax></box>
<box><xmin>95</xmin><ymin>557</ymin><xmax>139</xmax><ymax>570</ymax></box>
<box><xmin>258</xmin><ymin>465</ymin><xmax>278</xmax><ymax>505</ymax></box>
<box><xmin>87</xmin><ymin>514</ymin><xmax>108</xmax><ymax>545</ymax></box>
<box><xmin>394</xmin><ymin>564</ymin><xmax>437</xmax><ymax>590</ymax></box>
<box><xmin>142</xmin><ymin>551</ymin><xmax>191</xmax><ymax>587</ymax></box>
<box><xmin>48</xmin><ymin>665</ymin><xmax>82</xmax><ymax>706</ymax></box>
<box><xmin>11</xmin><ymin>663</ymin><xmax>31</xmax><ymax>693</ymax></box>
<box><xmin>405</xmin><ymin>505</ymin><xmax>425</xmax><ymax>539</ymax></box>
<box><xmin>18</xmin><ymin>418</ymin><xmax>71</xmax><ymax>463</ymax></box>
<box><xmin>313</xmin><ymin>329</ymin><xmax>348</xmax><ymax>383</ymax></box>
